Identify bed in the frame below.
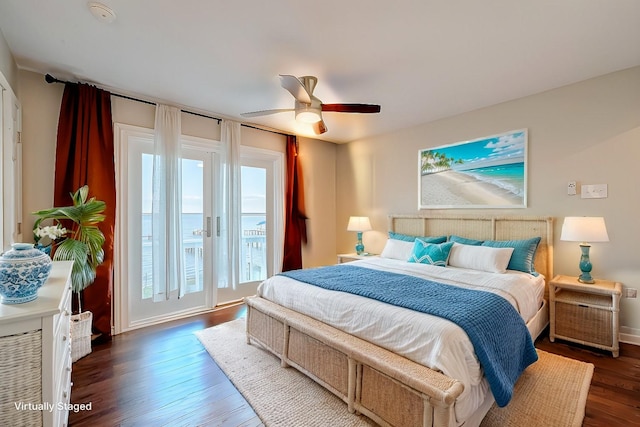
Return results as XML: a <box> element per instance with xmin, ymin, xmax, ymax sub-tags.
<box><xmin>245</xmin><ymin>214</ymin><xmax>553</xmax><ymax>427</ymax></box>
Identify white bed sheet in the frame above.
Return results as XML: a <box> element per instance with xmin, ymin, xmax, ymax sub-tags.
<box><xmin>257</xmin><ymin>257</ymin><xmax>545</xmax><ymax>423</ymax></box>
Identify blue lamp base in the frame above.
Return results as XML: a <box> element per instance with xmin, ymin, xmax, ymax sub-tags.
<box><xmin>354</xmin><ymin>231</ymin><xmax>365</xmax><ymax>255</ymax></box>
<box><xmin>577</xmin><ymin>243</ymin><xmax>595</xmax><ymax>284</ymax></box>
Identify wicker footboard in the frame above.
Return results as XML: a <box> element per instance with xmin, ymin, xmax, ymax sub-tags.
<box><xmin>245</xmin><ymin>296</ymin><xmax>464</xmax><ymax>427</ymax></box>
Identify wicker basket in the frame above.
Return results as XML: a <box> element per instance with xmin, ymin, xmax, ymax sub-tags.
<box><xmin>70</xmin><ymin>311</ymin><xmax>92</xmax><ymax>362</ymax></box>
<box><xmin>0</xmin><ymin>330</ymin><xmax>43</xmax><ymax>426</ymax></box>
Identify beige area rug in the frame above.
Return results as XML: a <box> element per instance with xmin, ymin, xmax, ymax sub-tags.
<box><xmin>479</xmin><ymin>348</ymin><xmax>594</xmax><ymax>427</ymax></box>
<box><xmin>195</xmin><ymin>319</ymin><xmax>594</xmax><ymax>427</ymax></box>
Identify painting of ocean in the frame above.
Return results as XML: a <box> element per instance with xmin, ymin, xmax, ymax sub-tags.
<box><xmin>419</xmin><ymin>129</ymin><xmax>527</xmax><ymax>208</ymax></box>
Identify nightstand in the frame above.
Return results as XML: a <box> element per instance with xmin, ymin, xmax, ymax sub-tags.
<box><xmin>337</xmin><ymin>253</ymin><xmax>377</xmax><ymax>263</ymax></box>
<box><xmin>549</xmin><ymin>274</ymin><xmax>622</xmax><ymax>357</ymax></box>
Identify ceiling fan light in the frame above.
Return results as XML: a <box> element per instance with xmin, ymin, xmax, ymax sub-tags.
<box><xmin>296</xmin><ymin>108</ymin><xmax>321</xmax><ymax>123</ymax></box>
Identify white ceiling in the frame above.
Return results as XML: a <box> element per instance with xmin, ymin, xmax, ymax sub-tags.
<box><xmin>1</xmin><ymin>1</ymin><xmax>639</xmax><ymax>143</ymax></box>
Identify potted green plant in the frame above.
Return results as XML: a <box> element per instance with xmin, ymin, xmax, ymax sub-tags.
<box><xmin>32</xmin><ymin>185</ymin><xmax>106</xmax><ymax>361</ymax></box>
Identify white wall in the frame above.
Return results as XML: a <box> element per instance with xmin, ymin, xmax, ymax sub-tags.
<box><xmin>298</xmin><ymin>136</ymin><xmax>337</xmax><ymax>267</ymax></box>
<box><xmin>19</xmin><ymin>71</ymin><xmax>62</xmax><ymax>230</ymax></box>
<box><xmin>336</xmin><ymin>66</ymin><xmax>640</xmax><ymax>338</ymax></box>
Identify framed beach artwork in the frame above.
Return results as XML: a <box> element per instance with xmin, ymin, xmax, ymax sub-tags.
<box><xmin>418</xmin><ymin>129</ymin><xmax>527</xmax><ymax>209</ymax></box>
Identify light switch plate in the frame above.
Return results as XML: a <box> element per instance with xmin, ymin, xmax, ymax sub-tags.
<box><xmin>581</xmin><ymin>184</ymin><xmax>608</xmax><ymax>199</ymax></box>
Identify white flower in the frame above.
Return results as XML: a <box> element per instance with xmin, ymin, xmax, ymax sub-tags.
<box><xmin>34</xmin><ymin>225</ymin><xmax>67</xmax><ymax>240</ymax></box>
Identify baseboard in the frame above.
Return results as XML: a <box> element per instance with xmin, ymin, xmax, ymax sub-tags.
<box><xmin>620</xmin><ymin>326</ymin><xmax>640</xmax><ymax>346</ymax></box>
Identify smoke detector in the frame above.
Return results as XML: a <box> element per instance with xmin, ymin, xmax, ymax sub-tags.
<box><xmin>88</xmin><ymin>2</ymin><xmax>117</xmax><ymax>23</ymax></box>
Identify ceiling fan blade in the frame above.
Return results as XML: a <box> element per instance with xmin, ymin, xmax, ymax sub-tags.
<box><xmin>321</xmin><ymin>103</ymin><xmax>381</xmax><ymax>114</ymax></box>
<box><xmin>279</xmin><ymin>74</ymin><xmax>312</xmax><ymax>104</ymax></box>
<box><xmin>240</xmin><ymin>108</ymin><xmax>294</xmax><ymax>118</ymax></box>
<box><xmin>313</xmin><ymin>120</ymin><xmax>328</xmax><ymax>135</ymax></box>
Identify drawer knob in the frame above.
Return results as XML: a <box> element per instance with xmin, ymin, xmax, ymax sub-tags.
<box><xmin>62</xmin><ymin>335</ymin><xmax>67</xmax><ymax>341</ymax></box>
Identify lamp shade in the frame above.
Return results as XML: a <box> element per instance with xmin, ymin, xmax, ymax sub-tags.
<box><xmin>560</xmin><ymin>217</ymin><xmax>609</xmax><ymax>243</ymax></box>
<box><xmin>347</xmin><ymin>216</ymin><xmax>372</xmax><ymax>232</ymax></box>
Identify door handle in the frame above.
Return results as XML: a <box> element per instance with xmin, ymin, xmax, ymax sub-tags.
<box><xmin>206</xmin><ymin>216</ymin><xmax>212</xmax><ymax>237</ymax></box>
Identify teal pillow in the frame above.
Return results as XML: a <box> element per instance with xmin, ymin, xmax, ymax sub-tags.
<box><xmin>481</xmin><ymin>237</ymin><xmax>541</xmax><ymax>275</ymax></box>
<box><xmin>408</xmin><ymin>239</ymin><xmax>454</xmax><ymax>267</ymax></box>
<box><xmin>449</xmin><ymin>235</ymin><xmax>484</xmax><ymax>246</ymax></box>
<box><xmin>389</xmin><ymin>231</ymin><xmax>447</xmax><ymax>244</ymax></box>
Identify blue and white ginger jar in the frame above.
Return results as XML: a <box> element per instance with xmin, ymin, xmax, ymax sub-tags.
<box><xmin>0</xmin><ymin>243</ymin><xmax>52</xmax><ymax>304</ymax></box>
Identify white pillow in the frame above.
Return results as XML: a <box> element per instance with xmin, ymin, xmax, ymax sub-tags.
<box><xmin>448</xmin><ymin>243</ymin><xmax>514</xmax><ymax>273</ymax></box>
<box><xmin>380</xmin><ymin>239</ymin><xmax>415</xmax><ymax>260</ymax></box>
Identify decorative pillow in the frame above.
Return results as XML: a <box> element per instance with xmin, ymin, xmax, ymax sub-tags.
<box><xmin>380</xmin><ymin>239</ymin><xmax>415</xmax><ymax>260</ymax></box>
<box><xmin>448</xmin><ymin>235</ymin><xmax>484</xmax><ymax>246</ymax></box>
<box><xmin>388</xmin><ymin>231</ymin><xmax>447</xmax><ymax>243</ymax></box>
<box><xmin>407</xmin><ymin>239</ymin><xmax>454</xmax><ymax>267</ymax></box>
<box><xmin>481</xmin><ymin>237</ymin><xmax>541</xmax><ymax>275</ymax></box>
<box><xmin>448</xmin><ymin>243</ymin><xmax>514</xmax><ymax>274</ymax></box>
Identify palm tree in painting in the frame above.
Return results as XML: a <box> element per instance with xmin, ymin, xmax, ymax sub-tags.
<box><xmin>421</xmin><ymin>151</ymin><xmax>463</xmax><ymax>174</ymax></box>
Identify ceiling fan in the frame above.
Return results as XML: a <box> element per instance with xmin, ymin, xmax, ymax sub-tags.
<box><xmin>241</xmin><ymin>75</ymin><xmax>381</xmax><ymax>134</ymax></box>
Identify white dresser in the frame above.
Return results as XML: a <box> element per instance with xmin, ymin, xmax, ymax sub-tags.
<box><xmin>0</xmin><ymin>261</ymin><xmax>73</xmax><ymax>427</ymax></box>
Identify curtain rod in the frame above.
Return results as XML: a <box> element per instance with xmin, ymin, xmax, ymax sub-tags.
<box><xmin>44</xmin><ymin>74</ymin><xmax>291</xmax><ymax>137</ymax></box>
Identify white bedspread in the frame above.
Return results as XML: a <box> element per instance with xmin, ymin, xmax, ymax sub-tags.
<box><xmin>257</xmin><ymin>257</ymin><xmax>545</xmax><ymax>423</ymax></box>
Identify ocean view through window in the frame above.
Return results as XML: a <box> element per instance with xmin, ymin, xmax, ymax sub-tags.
<box><xmin>140</xmin><ymin>213</ymin><xmax>267</xmax><ymax>298</ymax></box>
<box><xmin>139</xmin><ymin>151</ymin><xmax>272</xmax><ymax>298</ymax></box>
<box><xmin>240</xmin><ymin>165</ymin><xmax>267</xmax><ymax>284</ymax></box>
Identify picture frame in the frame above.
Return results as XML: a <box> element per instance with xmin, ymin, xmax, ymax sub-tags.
<box><xmin>418</xmin><ymin>129</ymin><xmax>527</xmax><ymax>209</ymax></box>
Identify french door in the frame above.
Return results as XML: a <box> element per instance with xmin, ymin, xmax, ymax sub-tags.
<box><xmin>217</xmin><ymin>158</ymin><xmax>276</xmax><ymax>302</ymax></box>
<box><xmin>121</xmin><ymin>130</ymin><xmax>217</xmax><ymax>329</ymax></box>
<box><xmin>115</xmin><ymin>124</ymin><xmax>284</xmax><ymax>333</ymax></box>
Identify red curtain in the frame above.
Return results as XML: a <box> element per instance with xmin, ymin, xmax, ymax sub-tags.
<box><xmin>282</xmin><ymin>135</ymin><xmax>307</xmax><ymax>271</ymax></box>
<box><xmin>54</xmin><ymin>83</ymin><xmax>116</xmax><ymax>340</ymax></box>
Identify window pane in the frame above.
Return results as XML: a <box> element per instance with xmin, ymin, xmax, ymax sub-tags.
<box><xmin>140</xmin><ymin>155</ymin><xmax>205</xmax><ymax>299</ymax></box>
<box><xmin>182</xmin><ymin>158</ymin><xmax>204</xmax><ymax>295</ymax></box>
<box><xmin>141</xmin><ymin>153</ymin><xmax>152</xmax><ymax>299</ymax></box>
<box><xmin>241</xmin><ymin>166</ymin><xmax>267</xmax><ymax>283</ymax></box>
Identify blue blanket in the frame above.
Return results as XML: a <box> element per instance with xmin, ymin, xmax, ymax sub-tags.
<box><xmin>280</xmin><ymin>264</ymin><xmax>538</xmax><ymax>407</ymax></box>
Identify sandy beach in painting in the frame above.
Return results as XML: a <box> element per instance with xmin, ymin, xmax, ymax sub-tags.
<box><xmin>421</xmin><ymin>170</ymin><xmax>523</xmax><ymax>207</ymax></box>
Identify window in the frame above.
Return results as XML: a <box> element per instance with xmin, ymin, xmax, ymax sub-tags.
<box><xmin>239</xmin><ymin>147</ymin><xmax>284</xmax><ymax>287</ymax></box>
<box><xmin>139</xmin><ymin>153</ymin><xmax>207</xmax><ymax>300</ymax></box>
<box><xmin>241</xmin><ymin>165</ymin><xmax>267</xmax><ymax>283</ymax></box>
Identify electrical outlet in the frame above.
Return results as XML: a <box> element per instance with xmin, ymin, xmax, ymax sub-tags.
<box><xmin>624</xmin><ymin>288</ymin><xmax>637</xmax><ymax>298</ymax></box>
<box><xmin>567</xmin><ymin>181</ymin><xmax>577</xmax><ymax>195</ymax></box>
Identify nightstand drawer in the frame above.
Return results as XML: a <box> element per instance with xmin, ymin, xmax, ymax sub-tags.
<box><xmin>555</xmin><ymin>301</ymin><xmax>613</xmax><ymax>346</ymax></box>
<box><xmin>555</xmin><ymin>289</ymin><xmax>612</xmax><ymax>309</ymax></box>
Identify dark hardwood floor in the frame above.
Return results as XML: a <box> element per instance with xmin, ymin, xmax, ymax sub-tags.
<box><xmin>69</xmin><ymin>304</ymin><xmax>640</xmax><ymax>427</ymax></box>
<box><xmin>69</xmin><ymin>304</ymin><xmax>261</xmax><ymax>427</ymax></box>
<box><xmin>536</xmin><ymin>337</ymin><xmax>640</xmax><ymax>427</ymax></box>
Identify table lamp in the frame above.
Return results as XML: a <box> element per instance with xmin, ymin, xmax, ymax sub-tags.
<box><xmin>347</xmin><ymin>216</ymin><xmax>372</xmax><ymax>255</ymax></box>
<box><xmin>560</xmin><ymin>216</ymin><xmax>609</xmax><ymax>284</ymax></box>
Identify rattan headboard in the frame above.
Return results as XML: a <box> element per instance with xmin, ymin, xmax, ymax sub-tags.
<box><xmin>388</xmin><ymin>214</ymin><xmax>554</xmax><ymax>283</ymax></box>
